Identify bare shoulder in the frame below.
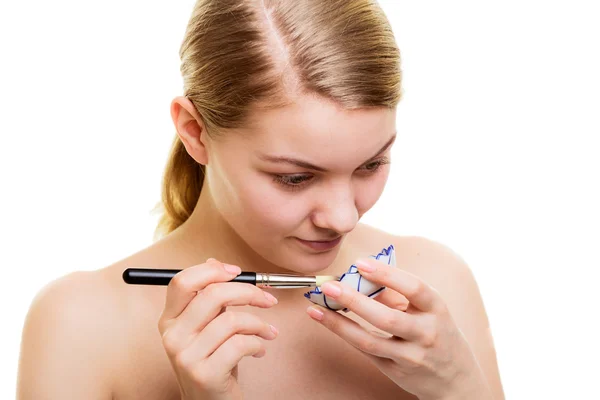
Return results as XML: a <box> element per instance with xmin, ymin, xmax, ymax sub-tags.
<box><xmin>353</xmin><ymin>223</ymin><xmax>505</xmax><ymax>399</ymax></box>
<box><xmin>351</xmin><ymin>223</ymin><xmax>472</xmax><ymax>289</ymax></box>
<box><xmin>30</xmin><ymin>267</ymin><xmax>123</xmax><ymax>314</ymax></box>
<box><xmin>18</xmin><ymin>268</ymin><xmax>126</xmax><ymax>399</ymax></box>
<box><xmin>352</xmin><ymin>223</ymin><xmax>486</xmax><ymax>321</ymax></box>
<box><xmin>21</xmin><ymin>268</ymin><xmax>124</xmax><ymax>348</ymax></box>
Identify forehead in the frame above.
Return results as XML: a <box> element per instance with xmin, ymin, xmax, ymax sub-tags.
<box><xmin>243</xmin><ymin>96</ymin><xmax>396</xmax><ymax>158</ymax></box>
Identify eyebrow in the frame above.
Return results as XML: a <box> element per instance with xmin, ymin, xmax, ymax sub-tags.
<box><xmin>257</xmin><ymin>132</ymin><xmax>397</xmax><ymax>173</ymax></box>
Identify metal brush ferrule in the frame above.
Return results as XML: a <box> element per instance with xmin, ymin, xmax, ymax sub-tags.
<box><xmin>255</xmin><ymin>273</ymin><xmax>316</xmax><ymax>288</ymax></box>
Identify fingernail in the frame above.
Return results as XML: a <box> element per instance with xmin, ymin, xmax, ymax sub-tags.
<box><xmin>269</xmin><ymin>324</ymin><xmax>279</xmax><ymax>336</ymax></box>
<box><xmin>356</xmin><ymin>259</ymin><xmax>376</xmax><ymax>272</ymax></box>
<box><xmin>321</xmin><ymin>281</ymin><xmax>341</xmax><ymax>297</ymax></box>
<box><xmin>223</xmin><ymin>264</ymin><xmax>241</xmax><ymax>275</ymax></box>
<box><xmin>264</xmin><ymin>291</ymin><xmax>278</xmax><ymax>304</ymax></box>
<box><xmin>306</xmin><ymin>306</ymin><xmax>324</xmax><ymax>321</ymax></box>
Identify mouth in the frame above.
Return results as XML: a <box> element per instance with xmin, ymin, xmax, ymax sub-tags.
<box><xmin>295</xmin><ymin>236</ymin><xmax>343</xmax><ymax>252</ymax></box>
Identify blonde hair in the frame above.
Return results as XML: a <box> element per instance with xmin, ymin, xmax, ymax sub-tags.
<box><xmin>151</xmin><ymin>0</ymin><xmax>403</xmax><ymax>242</ymax></box>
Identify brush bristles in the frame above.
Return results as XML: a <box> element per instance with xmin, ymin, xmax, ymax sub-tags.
<box><xmin>315</xmin><ymin>275</ymin><xmax>339</xmax><ymax>286</ymax></box>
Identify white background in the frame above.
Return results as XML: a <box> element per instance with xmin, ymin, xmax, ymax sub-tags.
<box><xmin>1</xmin><ymin>0</ymin><xmax>599</xmax><ymax>398</ymax></box>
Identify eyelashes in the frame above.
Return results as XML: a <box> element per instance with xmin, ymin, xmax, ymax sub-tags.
<box><xmin>272</xmin><ymin>157</ymin><xmax>390</xmax><ymax>192</ymax></box>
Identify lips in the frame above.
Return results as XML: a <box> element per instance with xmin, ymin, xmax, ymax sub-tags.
<box><xmin>295</xmin><ymin>236</ymin><xmax>343</xmax><ymax>252</ymax></box>
<box><xmin>303</xmin><ymin>236</ymin><xmax>341</xmax><ymax>242</ymax></box>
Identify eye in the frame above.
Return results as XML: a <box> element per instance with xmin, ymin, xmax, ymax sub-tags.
<box><xmin>360</xmin><ymin>157</ymin><xmax>390</xmax><ymax>173</ymax></box>
<box><xmin>272</xmin><ymin>174</ymin><xmax>313</xmax><ymax>192</ymax></box>
<box><xmin>272</xmin><ymin>156</ymin><xmax>390</xmax><ymax>192</ymax></box>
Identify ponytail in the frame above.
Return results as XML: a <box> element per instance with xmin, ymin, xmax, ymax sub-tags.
<box><xmin>151</xmin><ymin>134</ymin><xmax>205</xmax><ymax>242</ymax></box>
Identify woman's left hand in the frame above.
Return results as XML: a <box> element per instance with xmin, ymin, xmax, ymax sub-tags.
<box><xmin>305</xmin><ymin>257</ymin><xmax>494</xmax><ymax>400</ymax></box>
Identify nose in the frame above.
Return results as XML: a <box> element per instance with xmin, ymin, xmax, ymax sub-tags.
<box><xmin>311</xmin><ymin>182</ymin><xmax>359</xmax><ymax>235</ymax></box>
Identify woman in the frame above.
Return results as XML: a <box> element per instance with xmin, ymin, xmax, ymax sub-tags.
<box><xmin>17</xmin><ymin>0</ymin><xmax>504</xmax><ymax>399</ymax></box>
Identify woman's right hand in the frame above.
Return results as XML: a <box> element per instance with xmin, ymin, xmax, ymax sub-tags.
<box><xmin>157</xmin><ymin>258</ymin><xmax>279</xmax><ymax>400</ymax></box>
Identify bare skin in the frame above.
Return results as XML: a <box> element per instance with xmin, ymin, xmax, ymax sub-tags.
<box><xmin>17</xmin><ymin>224</ymin><xmax>503</xmax><ymax>399</ymax></box>
<box><xmin>111</xmin><ymin>224</ymin><xmax>425</xmax><ymax>399</ymax></box>
<box><xmin>17</xmin><ymin>94</ymin><xmax>504</xmax><ymax>399</ymax></box>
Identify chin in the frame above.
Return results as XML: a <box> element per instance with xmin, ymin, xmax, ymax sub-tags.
<box><xmin>284</xmin><ymin>238</ymin><xmax>343</xmax><ymax>273</ymax></box>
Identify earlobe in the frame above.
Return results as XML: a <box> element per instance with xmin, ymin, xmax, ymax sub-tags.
<box><xmin>170</xmin><ymin>96</ymin><xmax>209</xmax><ymax>165</ymax></box>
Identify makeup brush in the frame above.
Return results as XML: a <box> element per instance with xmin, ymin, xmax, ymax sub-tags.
<box><xmin>122</xmin><ymin>268</ymin><xmax>339</xmax><ymax>289</ymax></box>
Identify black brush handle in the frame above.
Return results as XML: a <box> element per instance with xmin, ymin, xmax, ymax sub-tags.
<box><xmin>122</xmin><ymin>268</ymin><xmax>256</xmax><ymax>286</ymax></box>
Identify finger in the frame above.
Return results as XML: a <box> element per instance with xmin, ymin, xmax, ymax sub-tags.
<box><xmin>372</xmin><ymin>288</ymin><xmax>410</xmax><ymax>311</ymax></box>
<box><xmin>355</xmin><ymin>258</ymin><xmax>442</xmax><ymax>312</ymax></box>
<box><xmin>319</xmin><ymin>281</ymin><xmax>422</xmax><ymax>341</ymax></box>
<box><xmin>177</xmin><ymin>281</ymin><xmax>278</xmax><ymax>333</ymax></box>
<box><xmin>308</xmin><ymin>304</ymin><xmax>413</xmax><ymax>359</ymax></box>
<box><xmin>162</xmin><ymin>258</ymin><xmax>242</xmax><ymax>321</ymax></box>
<box><xmin>205</xmin><ymin>334</ymin><xmax>265</xmax><ymax>376</ymax></box>
<box><xmin>178</xmin><ymin>311</ymin><xmax>278</xmax><ymax>363</ymax></box>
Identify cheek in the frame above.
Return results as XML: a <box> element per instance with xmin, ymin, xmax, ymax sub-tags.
<box><xmin>235</xmin><ymin>179</ymin><xmax>307</xmax><ymax>230</ymax></box>
<box><xmin>356</xmin><ymin>169</ymin><xmax>390</xmax><ymax>211</ymax></box>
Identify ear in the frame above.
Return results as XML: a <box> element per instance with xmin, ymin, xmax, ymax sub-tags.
<box><xmin>170</xmin><ymin>96</ymin><xmax>209</xmax><ymax>165</ymax></box>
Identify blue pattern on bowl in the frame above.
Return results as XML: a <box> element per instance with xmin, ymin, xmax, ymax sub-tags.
<box><xmin>304</xmin><ymin>244</ymin><xmax>396</xmax><ymax>312</ymax></box>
